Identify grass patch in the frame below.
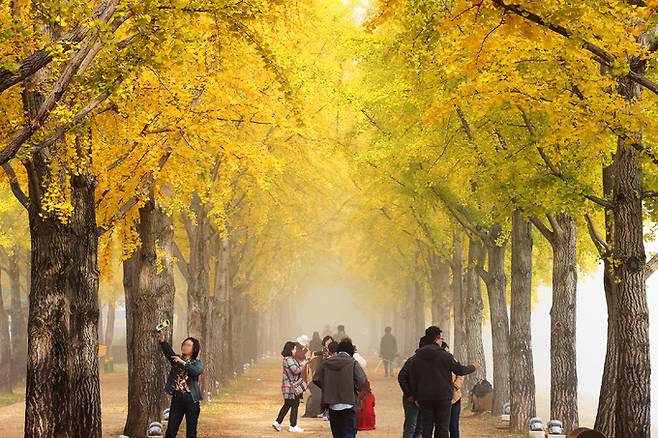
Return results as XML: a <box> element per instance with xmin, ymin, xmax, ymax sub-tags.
<box><xmin>0</xmin><ymin>390</ymin><xmax>24</xmax><ymax>408</ymax></box>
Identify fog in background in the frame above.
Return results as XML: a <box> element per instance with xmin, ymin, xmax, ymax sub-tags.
<box><xmin>291</xmin><ymin>255</ymin><xmax>658</xmax><ymax>432</ymax></box>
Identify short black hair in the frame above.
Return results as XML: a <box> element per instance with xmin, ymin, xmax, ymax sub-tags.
<box><xmin>281</xmin><ymin>341</ymin><xmax>296</xmax><ymax>357</ymax></box>
<box><xmin>419</xmin><ymin>335</ymin><xmax>434</xmax><ymax>348</ymax></box>
<box><xmin>337</xmin><ymin>339</ymin><xmax>355</xmax><ymax>356</ymax></box>
<box><xmin>328</xmin><ymin>341</ymin><xmax>339</xmax><ymax>353</ymax></box>
<box><xmin>182</xmin><ymin>337</ymin><xmax>201</xmax><ymax>360</ymax></box>
<box><xmin>425</xmin><ymin>325</ymin><xmax>442</xmax><ymax>339</ymax></box>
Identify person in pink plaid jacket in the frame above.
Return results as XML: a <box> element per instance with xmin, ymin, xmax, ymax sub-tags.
<box><xmin>273</xmin><ymin>341</ymin><xmax>308</xmax><ymax>433</ymax></box>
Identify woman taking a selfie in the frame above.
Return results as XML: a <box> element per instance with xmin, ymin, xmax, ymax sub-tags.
<box><xmin>157</xmin><ymin>328</ymin><xmax>204</xmax><ymax>438</ymax></box>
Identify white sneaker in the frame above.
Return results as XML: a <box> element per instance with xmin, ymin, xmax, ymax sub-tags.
<box><xmin>272</xmin><ymin>421</ymin><xmax>282</xmax><ymax>432</ymax></box>
<box><xmin>289</xmin><ymin>425</ymin><xmax>305</xmax><ymax>433</ymax></box>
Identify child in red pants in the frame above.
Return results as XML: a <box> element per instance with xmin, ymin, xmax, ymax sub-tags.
<box><xmin>357</xmin><ymin>380</ymin><xmax>376</xmax><ymax>431</ymax></box>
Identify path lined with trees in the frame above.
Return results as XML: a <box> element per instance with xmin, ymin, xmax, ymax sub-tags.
<box><xmin>0</xmin><ymin>1</ymin><xmax>657</xmax><ymax>437</ymax></box>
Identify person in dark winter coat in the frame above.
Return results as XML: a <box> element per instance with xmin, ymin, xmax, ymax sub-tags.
<box><xmin>380</xmin><ymin>327</ymin><xmax>398</xmax><ymax>377</ymax></box>
<box><xmin>398</xmin><ymin>335</ymin><xmax>435</xmax><ymax>438</ymax></box>
<box><xmin>157</xmin><ymin>330</ymin><xmax>204</xmax><ymax>438</ymax></box>
<box><xmin>410</xmin><ymin>331</ymin><xmax>480</xmax><ymax>438</ymax></box>
<box><xmin>313</xmin><ymin>339</ymin><xmax>367</xmax><ymax>438</ymax></box>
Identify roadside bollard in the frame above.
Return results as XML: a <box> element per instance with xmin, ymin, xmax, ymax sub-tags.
<box><xmin>548</xmin><ymin>420</ymin><xmax>566</xmax><ymax>437</ymax></box>
<box><xmin>147</xmin><ymin>421</ymin><xmax>164</xmax><ymax>437</ymax></box>
<box><xmin>501</xmin><ymin>402</ymin><xmax>511</xmax><ymax>421</ymax></box>
<box><xmin>528</xmin><ymin>417</ymin><xmax>544</xmax><ymax>438</ymax></box>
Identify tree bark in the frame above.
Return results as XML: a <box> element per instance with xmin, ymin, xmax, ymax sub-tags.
<box><xmin>480</xmin><ymin>223</ymin><xmax>510</xmax><ymax>416</ymax></box>
<box><xmin>594</xmin><ymin>164</ymin><xmax>616</xmax><ymax>437</ymax></box>
<box><xmin>612</xmin><ymin>134</ymin><xmax>650</xmax><ymax>437</ymax></box>
<box><xmin>8</xmin><ymin>250</ymin><xmax>26</xmax><ymax>383</ymax></box>
<box><xmin>451</xmin><ymin>230</ymin><xmax>467</xmax><ymax>363</ymax></box>
<box><xmin>24</xmin><ymin>164</ymin><xmax>102</xmax><ymax>438</ymax></box>
<box><xmin>510</xmin><ymin>211</ymin><xmax>536</xmax><ymax>431</ymax></box>
<box><xmin>463</xmin><ymin>237</ymin><xmax>487</xmax><ymax>394</ymax></box>
<box><xmin>429</xmin><ymin>252</ymin><xmax>451</xmax><ymax>344</ymax></box>
<box><xmin>105</xmin><ymin>297</ymin><xmax>116</xmax><ymax>352</ymax></box>
<box><xmin>0</xmin><ymin>271</ymin><xmax>13</xmax><ymax>392</ymax></box>
<box><xmin>550</xmin><ymin>213</ymin><xmax>578</xmax><ymax>433</ymax></box>
<box><xmin>122</xmin><ymin>198</ymin><xmax>175</xmax><ymax>437</ymax></box>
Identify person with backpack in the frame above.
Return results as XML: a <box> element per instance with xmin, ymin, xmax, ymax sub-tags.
<box><xmin>273</xmin><ymin>341</ymin><xmax>307</xmax><ymax>433</ymax></box>
<box><xmin>313</xmin><ymin>338</ymin><xmax>367</xmax><ymax>438</ymax></box>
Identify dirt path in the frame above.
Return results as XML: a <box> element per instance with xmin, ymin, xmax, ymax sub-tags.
<box><xmin>0</xmin><ymin>358</ymin><xmax>522</xmax><ymax>437</ymax></box>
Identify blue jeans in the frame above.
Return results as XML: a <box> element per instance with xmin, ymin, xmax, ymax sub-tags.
<box><xmin>329</xmin><ymin>408</ymin><xmax>357</xmax><ymax>438</ymax></box>
<box><xmin>166</xmin><ymin>391</ymin><xmax>200</xmax><ymax>438</ymax></box>
<box><xmin>402</xmin><ymin>396</ymin><xmax>422</xmax><ymax>438</ymax></box>
<box><xmin>449</xmin><ymin>400</ymin><xmax>461</xmax><ymax>438</ymax></box>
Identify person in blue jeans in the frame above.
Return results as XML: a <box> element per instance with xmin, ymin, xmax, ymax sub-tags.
<box><xmin>157</xmin><ymin>329</ymin><xmax>204</xmax><ymax>438</ymax></box>
<box><xmin>313</xmin><ymin>338</ymin><xmax>367</xmax><ymax>438</ymax></box>
<box><xmin>442</xmin><ymin>343</ymin><xmax>463</xmax><ymax>438</ymax></box>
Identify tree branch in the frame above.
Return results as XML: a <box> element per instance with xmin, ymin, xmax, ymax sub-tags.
<box><xmin>644</xmin><ymin>253</ymin><xmax>658</xmax><ymax>280</ymax></box>
<box><xmin>585</xmin><ymin>213</ymin><xmax>611</xmax><ymax>257</ymax></box>
<box><xmin>491</xmin><ymin>0</ymin><xmax>658</xmax><ymax>94</ymax></box>
<box><xmin>0</xmin><ymin>0</ymin><xmax>119</xmax><ymax>94</ymax></box>
<box><xmin>1</xmin><ymin>163</ymin><xmax>29</xmax><ymax>209</ymax></box>
<box><xmin>97</xmin><ymin>151</ymin><xmax>171</xmax><ymax>235</ymax></box>
<box><xmin>529</xmin><ymin>215</ymin><xmax>555</xmax><ymax>243</ymax></box>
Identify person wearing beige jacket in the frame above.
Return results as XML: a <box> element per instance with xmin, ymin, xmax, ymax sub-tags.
<box><xmin>444</xmin><ymin>343</ymin><xmax>463</xmax><ymax>438</ymax></box>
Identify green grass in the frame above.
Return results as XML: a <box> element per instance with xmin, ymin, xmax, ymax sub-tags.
<box><xmin>0</xmin><ymin>390</ymin><xmax>24</xmax><ymax>408</ymax></box>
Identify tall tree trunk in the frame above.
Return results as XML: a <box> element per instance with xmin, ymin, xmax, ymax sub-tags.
<box><xmin>122</xmin><ymin>198</ymin><xmax>175</xmax><ymax>437</ymax></box>
<box><xmin>429</xmin><ymin>253</ymin><xmax>451</xmax><ymax>344</ymax></box>
<box><xmin>8</xmin><ymin>250</ymin><xmax>26</xmax><ymax>383</ymax></box>
<box><xmin>509</xmin><ymin>211</ymin><xmax>536</xmax><ymax>431</ymax></box>
<box><xmin>413</xmin><ymin>280</ymin><xmax>425</xmax><ymax>345</ymax></box>
<box><xmin>595</xmin><ymin>164</ymin><xmax>616</xmax><ymax>437</ymax></box>
<box><xmin>551</xmin><ymin>213</ymin><xmax>578</xmax><ymax>433</ymax></box>
<box><xmin>0</xmin><ymin>271</ymin><xmax>13</xmax><ymax>392</ymax></box>
<box><xmin>105</xmin><ymin>298</ymin><xmax>116</xmax><ymax>352</ymax></box>
<box><xmin>451</xmin><ymin>230</ymin><xmax>467</xmax><ymax>362</ymax></box>
<box><xmin>480</xmin><ymin>223</ymin><xmax>510</xmax><ymax>416</ymax></box>
<box><xmin>463</xmin><ymin>237</ymin><xmax>487</xmax><ymax>394</ymax></box>
<box><xmin>25</xmin><ymin>163</ymin><xmax>102</xmax><ymax>438</ymax></box>
<box><xmin>612</xmin><ymin>134</ymin><xmax>650</xmax><ymax>437</ymax></box>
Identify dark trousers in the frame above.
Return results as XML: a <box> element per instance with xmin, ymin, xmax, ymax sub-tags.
<box><xmin>329</xmin><ymin>408</ymin><xmax>358</xmax><ymax>438</ymax></box>
<box><xmin>276</xmin><ymin>397</ymin><xmax>301</xmax><ymax>427</ymax></box>
<box><xmin>449</xmin><ymin>400</ymin><xmax>461</xmax><ymax>438</ymax></box>
<box><xmin>402</xmin><ymin>396</ymin><xmax>422</xmax><ymax>438</ymax></box>
<box><xmin>419</xmin><ymin>400</ymin><xmax>451</xmax><ymax>438</ymax></box>
<box><xmin>165</xmin><ymin>391</ymin><xmax>200</xmax><ymax>438</ymax></box>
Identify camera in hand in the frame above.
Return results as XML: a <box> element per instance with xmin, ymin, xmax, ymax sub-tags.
<box><xmin>156</xmin><ymin>319</ymin><xmax>170</xmax><ymax>332</ymax></box>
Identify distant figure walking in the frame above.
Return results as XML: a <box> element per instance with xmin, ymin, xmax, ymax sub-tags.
<box><xmin>380</xmin><ymin>326</ymin><xmax>398</xmax><ymax>377</ymax></box>
<box><xmin>310</xmin><ymin>331</ymin><xmax>323</xmax><ymax>354</ymax></box>
<box><xmin>273</xmin><ymin>341</ymin><xmax>307</xmax><ymax>433</ymax></box>
<box><xmin>313</xmin><ymin>339</ymin><xmax>367</xmax><ymax>438</ymax></box>
<box><xmin>410</xmin><ymin>329</ymin><xmax>480</xmax><ymax>438</ymax></box>
<box><xmin>157</xmin><ymin>330</ymin><xmax>204</xmax><ymax>438</ymax></box>
<box><xmin>334</xmin><ymin>325</ymin><xmax>348</xmax><ymax>342</ymax></box>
